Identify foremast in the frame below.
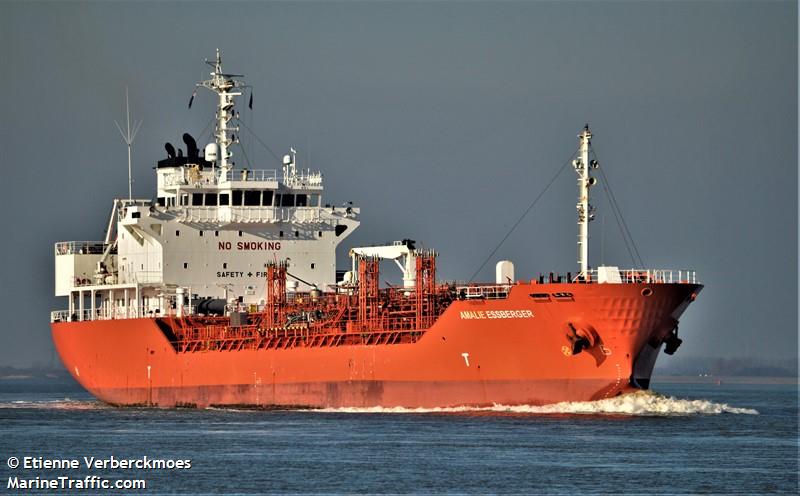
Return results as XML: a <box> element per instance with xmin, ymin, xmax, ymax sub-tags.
<box><xmin>573</xmin><ymin>124</ymin><xmax>597</xmax><ymax>278</ymax></box>
<box><xmin>196</xmin><ymin>48</ymin><xmax>247</xmax><ymax>181</ymax></box>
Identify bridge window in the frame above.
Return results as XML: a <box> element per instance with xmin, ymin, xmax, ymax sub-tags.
<box><xmin>274</xmin><ymin>194</ymin><xmax>281</xmax><ymax>206</ymax></box>
<box><xmin>199</xmin><ymin>231</ymin><xmax>204</xmax><ymax>237</ymax></box>
<box><xmin>311</xmin><ymin>263</ymin><xmax>315</xmax><ymax>269</ymax></box>
<box><xmin>244</xmin><ymin>190</ymin><xmax>261</xmax><ymax>206</ymax></box>
<box><xmin>180</xmin><ymin>194</ymin><xmax>188</xmax><ymax>206</ymax></box>
<box><xmin>295</xmin><ymin>194</ymin><xmax>307</xmax><ymax>207</ymax></box>
<box><xmin>309</xmin><ymin>194</ymin><xmax>320</xmax><ymax>207</ymax></box>
<box><xmin>279</xmin><ymin>231</ymin><xmax>284</xmax><ymax>237</ymax></box>
<box><xmin>215</xmin><ymin>231</ymin><xmax>219</xmax><ymax>237</ymax></box>
<box><xmin>295</xmin><ymin>230</ymin><xmax>299</xmax><ymax>237</ymax></box>
<box><xmin>232</xmin><ymin>190</ymin><xmax>243</xmax><ymax>206</ymax></box>
<box><xmin>262</xmin><ymin>191</ymin><xmax>273</xmax><ymax>206</ymax></box>
<box><xmin>204</xmin><ymin>193</ymin><xmax>218</xmax><ymax>206</ymax></box>
<box><xmin>318</xmin><ymin>231</ymin><xmax>323</xmax><ymax>237</ymax></box>
<box><xmin>157</xmin><ymin>197</ymin><xmax>165</xmax><ymax>206</ymax></box>
<box><xmin>223</xmin><ymin>263</ymin><xmax>227</xmax><ymax>269</ymax></box>
<box><xmin>335</xmin><ymin>225</ymin><xmax>348</xmax><ymax>237</ymax></box>
<box><xmin>219</xmin><ymin>193</ymin><xmax>229</xmax><ymax>206</ymax></box>
<box><xmin>192</xmin><ymin>193</ymin><xmax>203</xmax><ymax>206</ymax></box>
<box><xmin>281</xmin><ymin>194</ymin><xmax>294</xmax><ymax>207</ymax></box>
<box><xmin>183</xmin><ymin>263</ymin><xmax>188</xmax><ymax>269</ymax></box>
<box><xmin>175</xmin><ymin>230</ymin><xmax>180</xmax><ymax>237</ymax></box>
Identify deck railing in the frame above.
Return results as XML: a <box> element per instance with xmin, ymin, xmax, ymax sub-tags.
<box><xmin>584</xmin><ymin>268</ymin><xmax>698</xmax><ymax>284</ymax></box>
<box><xmin>454</xmin><ymin>285</ymin><xmax>512</xmax><ymax>300</ymax></box>
<box><xmin>176</xmin><ymin>206</ymin><xmax>322</xmax><ymax>224</ymax></box>
<box><xmin>453</xmin><ymin>269</ymin><xmax>699</xmax><ymax>300</ymax></box>
<box><xmin>162</xmin><ymin>168</ymin><xmax>322</xmax><ymax>186</ymax></box>
<box><xmin>224</xmin><ymin>169</ymin><xmax>278</xmax><ymax>183</ymax></box>
<box><xmin>51</xmin><ymin>305</ymin><xmax>196</xmax><ymax>323</ymax></box>
<box><xmin>69</xmin><ymin>271</ymin><xmax>161</xmax><ymax>287</ymax></box>
<box><xmin>54</xmin><ymin>241</ymin><xmax>113</xmax><ymax>256</ymax></box>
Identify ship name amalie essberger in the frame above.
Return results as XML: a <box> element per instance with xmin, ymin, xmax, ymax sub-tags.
<box><xmin>51</xmin><ymin>51</ymin><xmax>702</xmax><ymax>408</ymax></box>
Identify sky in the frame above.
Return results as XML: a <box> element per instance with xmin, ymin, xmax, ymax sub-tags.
<box><xmin>0</xmin><ymin>1</ymin><xmax>796</xmax><ymax>368</ymax></box>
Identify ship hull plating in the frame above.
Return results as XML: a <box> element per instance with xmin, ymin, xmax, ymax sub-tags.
<box><xmin>51</xmin><ymin>282</ymin><xmax>700</xmax><ymax>408</ymax></box>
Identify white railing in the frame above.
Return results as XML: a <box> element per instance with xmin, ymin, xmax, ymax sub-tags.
<box><xmin>224</xmin><ymin>169</ymin><xmax>278</xmax><ymax>183</ymax></box>
<box><xmin>231</xmin><ymin>207</ymin><xmax>321</xmax><ymax>224</ymax></box>
<box><xmin>284</xmin><ymin>171</ymin><xmax>323</xmax><ymax>188</ymax></box>
<box><xmin>50</xmin><ymin>310</ymin><xmax>73</xmax><ymax>322</ymax></box>
<box><xmin>50</xmin><ymin>305</ymin><xmax>196</xmax><ymax>323</ymax></box>
<box><xmin>223</xmin><ymin>169</ymin><xmax>323</xmax><ymax>187</ymax></box>
<box><xmin>70</xmin><ymin>271</ymin><xmax>161</xmax><ymax>287</ymax></box>
<box><xmin>455</xmin><ymin>285</ymin><xmax>512</xmax><ymax>300</ymax></box>
<box><xmin>176</xmin><ymin>206</ymin><xmax>321</xmax><ymax>224</ymax></box>
<box><xmin>162</xmin><ymin>168</ymin><xmax>324</xmax><ymax>187</ymax></box>
<box><xmin>583</xmin><ymin>269</ymin><xmax>699</xmax><ymax>284</ymax></box>
<box><xmin>119</xmin><ymin>199</ymin><xmax>152</xmax><ymax>208</ymax></box>
<box><xmin>55</xmin><ymin>241</ymin><xmax>111</xmax><ymax>256</ymax></box>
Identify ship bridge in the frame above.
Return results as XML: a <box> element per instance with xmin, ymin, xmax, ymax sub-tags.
<box><xmin>154</xmin><ymin>144</ymin><xmax>330</xmax><ymax>225</ymax></box>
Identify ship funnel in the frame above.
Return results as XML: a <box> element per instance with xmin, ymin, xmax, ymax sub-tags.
<box><xmin>183</xmin><ymin>133</ymin><xmax>199</xmax><ymax>158</ymax></box>
<box><xmin>165</xmin><ymin>142</ymin><xmax>176</xmax><ymax>158</ymax></box>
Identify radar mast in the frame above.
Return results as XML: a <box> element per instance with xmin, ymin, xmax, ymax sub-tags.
<box><xmin>573</xmin><ymin>124</ymin><xmax>598</xmax><ymax>278</ymax></box>
<box><xmin>196</xmin><ymin>49</ymin><xmax>247</xmax><ymax>181</ymax></box>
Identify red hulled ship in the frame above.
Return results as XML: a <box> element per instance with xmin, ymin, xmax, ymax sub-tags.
<box><xmin>51</xmin><ymin>51</ymin><xmax>701</xmax><ymax>408</ymax></box>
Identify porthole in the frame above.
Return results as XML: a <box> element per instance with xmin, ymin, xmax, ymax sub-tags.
<box><xmin>641</xmin><ymin>287</ymin><xmax>653</xmax><ymax>297</ymax></box>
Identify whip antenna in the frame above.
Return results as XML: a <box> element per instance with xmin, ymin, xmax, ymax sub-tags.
<box><xmin>114</xmin><ymin>86</ymin><xmax>142</xmax><ymax>200</ymax></box>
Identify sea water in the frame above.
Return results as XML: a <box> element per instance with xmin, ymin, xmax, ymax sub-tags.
<box><xmin>0</xmin><ymin>380</ymin><xmax>796</xmax><ymax>494</ymax></box>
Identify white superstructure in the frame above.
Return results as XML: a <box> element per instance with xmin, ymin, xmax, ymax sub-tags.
<box><xmin>53</xmin><ymin>51</ymin><xmax>359</xmax><ymax>321</ymax></box>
